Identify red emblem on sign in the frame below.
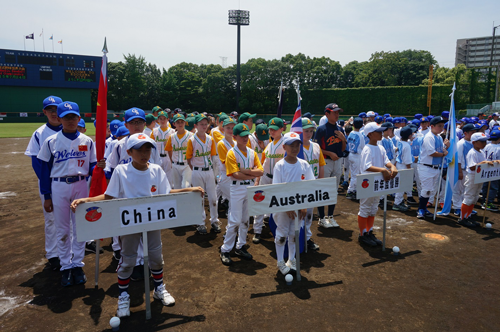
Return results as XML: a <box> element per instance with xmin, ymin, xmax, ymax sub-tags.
<box><xmin>78</xmin><ymin>145</ymin><xmax>88</xmax><ymax>151</ymax></box>
<box><xmin>362</xmin><ymin>179</ymin><xmax>369</xmax><ymax>188</ymax></box>
<box><xmin>85</xmin><ymin>207</ymin><xmax>102</xmax><ymax>222</ymax></box>
<box><xmin>253</xmin><ymin>190</ymin><xmax>265</xmax><ymax>202</ymax></box>
<box><xmin>477</xmin><ymin>166</ymin><xmax>481</xmax><ymax>173</ymax></box>
<box><xmin>151</xmin><ymin>185</ymin><xmax>157</xmax><ymax>192</ymax></box>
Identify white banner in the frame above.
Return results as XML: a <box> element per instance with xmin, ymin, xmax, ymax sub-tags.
<box><xmin>474</xmin><ymin>163</ymin><xmax>500</xmax><ymax>184</ymax></box>
<box><xmin>356</xmin><ymin>169</ymin><xmax>414</xmax><ymax>199</ymax></box>
<box><xmin>247</xmin><ymin>177</ymin><xmax>338</xmax><ymax>216</ymax></box>
<box><xmin>19</xmin><ymin>112</ymin><xmax>28</xmax><ymax>117</ymax></box>
<box><xmin>75</xmin><ymin>192</ymin><xmax>202</xmax><ymax>242</ymax></box>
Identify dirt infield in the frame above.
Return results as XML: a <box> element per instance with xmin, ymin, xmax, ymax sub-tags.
<box><xmin>1</xmin><ymin>137</ymin><xmax>499</xmax><ymax>331</ymax></box>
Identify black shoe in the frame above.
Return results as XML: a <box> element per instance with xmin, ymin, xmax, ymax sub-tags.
<box><xmin>48</xmin><ymin>257</ymin><xmax>60</xmax><ymax>271</ymax></box>
<box><xmin>252</xmin><ymin>233</ymin><xmax>261</xmax><ymax>244</ymax></box>
<box><xmin>368</xmin><ymin>231</ymin><xmax>383</xmax><ymax>246</ymax></box>
<box><xmin>307</xmin><ymin>239</ymin><xmax>320</xmax><ymax>251</ymax></box>
<box><xmin>72</xmin><ymin>267</ymin><xmax>87</xmax><ymax>285</ymax></box>
<box><xmin>220</xmin><ymin>252</ymin><xmax>232</xmax><ymax>266</ymax></box>
<box><xmin>235</xmin><ymin>246</ymin><xmax>253</xmax><ymax>260</ymax></box>
<box><xmin>222</xmin><ymin>199</ymin><xmax>229</xmax><ymax>210</ymax></box>
<box><xmin>85</xmin><ymin>241</ymin><xmax>104</xmax><ymax>254</ymax></box>
<box><xmin>358</xmin><ymin>233</ymin><xmax>377</xmax><ymax>247</ymax></box>
<box><xmin>113</xmin><ymin>250</ymin><xmax>121</xmax><ymax>261</ymax></box>
<box><xmin>378</xmin><ymin>199</ymin><xmax>385</xmax><ymax>208</ymax></box>
<box><xmin>458</xmin><ymin>218</ymin><xmax>477</xmax><ymax>228</ymax></box>
<box><xmin>130</xmin><ymin>265</ymin><xmax>145</xmax><ymax>281</ymax></box>
<box><xmin>61</xmin><ymin>269</ymin><xmax>73</xmax><ymax>287</ymax></box>
<box><xmin>211</xmin><ymin>222</ymin><xmax>222</xmax><ymax>233</ymax></box>
<box><xmin>406</xmin><ymin>197</ymin><xmax>418</xmax><ymax>206</ymax></box>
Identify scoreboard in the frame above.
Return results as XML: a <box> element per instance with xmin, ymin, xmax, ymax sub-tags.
<box><xmin>0</xmin><ymin>49</ymin><xmax>101</xmax><ymax>89</ymax></box>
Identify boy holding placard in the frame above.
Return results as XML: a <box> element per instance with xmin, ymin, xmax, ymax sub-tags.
<box><xmin>70</xmin><ymin>133</ymin><xmax>204</xmax><ymax>318</ymax></box>
<box><xmin>358</xmin><ymin>122</ymin><xmax>398</xmax><ymax>247</ymax></box>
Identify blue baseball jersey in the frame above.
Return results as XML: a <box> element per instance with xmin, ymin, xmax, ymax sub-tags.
<box><xmin>380</xmin><ymin>137</ymin><xmax>395</xmax><ymax>160</ymax></box>
<box><xmin>347</xmin><ymin>131</ymin><xmax>365</xmax><ymax>154</ymax></box>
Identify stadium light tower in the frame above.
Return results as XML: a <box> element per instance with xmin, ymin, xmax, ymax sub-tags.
<box><xmin>228</xmin><ymin>9</ymin><xmax>249</xmax><ymax>112</ymax></box>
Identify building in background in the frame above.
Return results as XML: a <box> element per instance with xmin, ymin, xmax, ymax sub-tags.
<box><xmin>455</xmin><ymin>36</ymin><xmax>500</xmax><ymax>74</ymax></box>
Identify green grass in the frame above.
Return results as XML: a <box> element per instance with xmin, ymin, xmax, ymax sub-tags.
<box><xmin>0</xmin><ymin>123</ymin><xmax>96</xmax><ymax>138</ymax></box>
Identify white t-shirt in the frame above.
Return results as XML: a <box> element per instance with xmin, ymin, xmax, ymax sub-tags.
<box><xmin>360</xmin><ymin>144</ymin><xmax>390</xmax><ymax>173</ymax></box>
<box><xmin>318</xmin><ymin>115</ymin><xmax>328</xmax><ymax>127</ymax></box>
<box><xmin>418</xmin><ymin>128</ymin><xmax>430</xmax><ymax>137</ymax></box>
<box><xmin>396</xmin><ymin>140</ymin><xmax>412</xmax><ymax>166</ymax></box>
<box><xmin>272</xmin><ymin>158</ymin><xmax>315</xmax><ymax>184</ymax></box>
<box><xmin>466</xmin><ymin>148</ymin><xmax>485</xmax><ymax>174</ymax></box>
<box><xmin>489</xmin><ymin>119</ymin><xmax>500</xmax><ymax>130</ymax></box>
<box><xmin>105</xmin><ymin>163</ymin><xmax>171</xmax><ymax>199</ymax></box>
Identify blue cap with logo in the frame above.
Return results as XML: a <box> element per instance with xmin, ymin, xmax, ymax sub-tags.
<box><xmin>78</xmin><ymin>119</ymin><xmax>85</xmax><ymax>128</ymax></box>
<box><xmin>393</xmin><ymin>117</ymin><xmax>402</xmax><ymax>124</ymax></box>
<box><xmin>109</xmin><ymin>120</ymin><xmax>122</xmax><ymax>135</ymax></box>
<box><xmin>489</xmin><ymin>129</ymin><xmax>500</xmax><ymax>140</ymax></box>
<box><xmin>374</xmin><ymin>116</ymin><xmax>383</xmax><ymax>123</ymax></box>
<box><xmin>124</xmin><ymin>108</ymin><xmax>146</xmax><ymax>123</ymax></box>
<box><xmin>441</xmin><ymin>111</ymin><xmax>450</xmax><ymax>119</ymax></box>
<box><xmin>414</xmin><ymin>114</ymin><xmax>423</xmax><ymax>120</ymax></box>
<box><xmin>385</xmin><ymin>117</ymin><xmax>393</xmax><ymax>123</ymax></box>
<box><xmin>411</xmin><ymin>119</ymin><xmax>421</xmax><ymax>127</ymax></box>
<box><xmin>115</xmin><ymin>126</ymin><xmax>130</xmax><ymax>137</ymax></box>
<box><xmin>358</xmin><ymin>112</ymin><xmax>367</xmax><ymax>118</ymax></box>
<box><xmin>57</xmin><ymin>101</ymin><xmax>80</xmax><ymax>118</ymax></box>
<box><xmin>43</xmin><ymin>96</ymin><xmax>63</xmax><ymax>109</ymax></box>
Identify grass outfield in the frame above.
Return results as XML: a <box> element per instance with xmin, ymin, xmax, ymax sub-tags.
<box><xmin>0</xmin><ymin>123</ymin><xmax>96</xmax><ymax>138</ymax></box>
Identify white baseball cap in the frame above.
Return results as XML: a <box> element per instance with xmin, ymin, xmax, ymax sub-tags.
<box><xmin>283</xmin><ymin>132</ymin><xmax>302</xmax><ymax>145</ymax></box>
<box><xmin>471</xmin><ymin>132</ymin><xmax>489</xmax><ymax>142</ymax></box>
<box><xmin>363</xmin><ymin>122</ymin><xmax>386</xmax><ymax>135</ymax></box>
<box><xmin>366</xmin><ymin>111</ymin><xmax>376</xmax><ymax>117</ymax></box>
<box><xmin>493</xmin><ymin>112</ymin><xmax>500</xmax><ymax>117</ymax></box>
<box><xmin>126</xmin><ymin>133</ymin><xmax>157</xmax><ymax>150</ymax></box>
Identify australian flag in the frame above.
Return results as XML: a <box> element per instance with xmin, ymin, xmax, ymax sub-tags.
<box><xmin>290</xmin><ymin>100</ymin><xmax>304</xmax><ymax>159</ymax></box>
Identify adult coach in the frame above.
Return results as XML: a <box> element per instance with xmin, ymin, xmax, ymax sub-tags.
<box><xmin>25</xmin><ymin>96</ymin><xmax>63</xmax><ymax>270</ymax></box>
<box><xmin>314</xmin><ymin>103</ymin><xmax>347</xmax><ymax>228</ymax></box>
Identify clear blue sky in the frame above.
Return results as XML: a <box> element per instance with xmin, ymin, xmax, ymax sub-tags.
<box><xmin>1</xmin><ymin>0</ymin><xmax>499</xmax><ymax>70</ymax></box>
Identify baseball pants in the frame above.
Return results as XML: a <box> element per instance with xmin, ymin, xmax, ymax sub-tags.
<box><xmin>217</xmin><ymin>172</ymin><xmax>231</xmax><ymax>203</ymax></box>
<box><xmin>254</xmin><ymin>175</ymin><xmax>272</xmax><ymax>235</ymax></box>
<box><xmin>347</xmin><ymin>154</ymin><xmax>361</xmax><ymax>193</ymax></box>
<box><xmin>305</xmin><ymin>208</ymin><xmax>314</xmax><ymax>241</ymax></box>
<box><xmin>117</xmin><ymin>230</ymin><xmax>163</xmax><ymax>280</ymax></box>
<box><xmin>358</xmin><ymin>196</ymin><xmax>379</xmax><ymax>218</ymax></box>
<box><xmin>394</xmin><ymin>164</ymin><xmax>411</xmax><ymax>205</ymax></box>
<box><xmin>412</xmin><ymin>162</ymin><xmax>421</xmax><ymax>197</ymax></box>
<box><xmin>171</xmin><ymin>163</ymin><xmax>192</xmax><ymax>189</ymax></box>
<box><xmin>452</xmin><ymin>176</ymin><xmax>466</xmax><ymax>210</ymax></box>
<box><xmin>212</xmin><ymin>156</ymin><xmax>220</xmax><ymax>182</ymax></box>
<box><xmin>482</xmin><ymin>180</ymin><xmax>499</xmax><ymax>204</ymax></box>
<box><xmin>191</xmin><ymin>169</ymin><xmax>219</xmax><ymax>225</ymax></box>
<box><xmin>274</xmin><ymin>212</ymin><xmax>304</xmax><ymax>262</ymax></box>
<box><xmin>38</xmin><ymin>180</ymin><xmax>58</xmax><ymax>260</ymax></box>
<box><xmin>160</xmin><ymin>156</ymin><xmax>173</xmax><ymax>186</ymax></box>
<box><xmin>52</xmin><ymin>179</ymin><xmax>88</xmax><ymax>271</ymax></box>
<box><xmin>417</xmin><ymin>164</ymin><xmax>440</xmax><ymax>199</ymax></box>
<box><xmin>221</xmin><ymin>183</ymin><xmax>251</xmax><ymax>253</ymax></box>
<box><xmin>463</xmin><ymin>173</ymin><xmax>482</xmax><ymax>206</ymax></box>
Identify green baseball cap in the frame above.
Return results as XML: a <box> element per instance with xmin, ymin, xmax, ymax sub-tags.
<box><xmin>152</xmin><ymin>106</ymin><xmax>162</xmax><ymax>113</ymax></box>
<box><xmin>238</xmin><ymin>112</ymin><xmax>256</xmax><ymax>123</ymax></box>
<box><xmin>219</xmin><ymin>114</ymin><xmax>229</xmax><ymax>123</ymax></box>
<box><xmin>157</xmin><ymin>110</ymin><xmax>168</xmax><ymax>118</ymax></box>
<box><xmin>255</xmin><ymin>124</ymin><xmax>269</xmax><ymax>141</ymax></box>
<box><xmin>223</xmin><ymin>117</ymin><xmax>237</xmax><ymax>126</ymax></box>
<box><xmin>233</xmin><ymin>123</ymin><xmax>251</xmax><ymax>137</ymax></box>
<box><xmin>145</xmin><ymin>114</ymin><xmax>156</xmax><ymax>125</ymax></box>
<box><xmin>195</xmin><ymin>113</ymin><xmax>209</xmax><ymax>124</ymax></box>
<box><xmin>216</xmin><ymin>112</ymin><xmax>227</xmax><ymax>118</ymax></box>
<box><xmin>185</xmin><ymin>117</ymin><xmax>195</xmax><ymax>131</ymax></box>
<box><xmin>302</xmin><ymin>118</ymin><xmax>316</xmax><ymax>129</ymax></box>
<box><xmin>268</xmin><ymin>117</ymin><xmax>284</xmax><ymax>130</ymax></box>
<box><xmin>172</xmin><ymin>113</ymin><xmax>186</xmax><ymax>122</ymax></box>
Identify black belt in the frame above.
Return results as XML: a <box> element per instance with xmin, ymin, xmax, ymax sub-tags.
<box><xmin>265</xmin><ymin>173</ymin><xmax>273</xmax><ymax>179</ymax></box>
<box><xmin>194</xmin><ymin>167</ymin><xmax>211</xmax><ymax>171</ymax></box>
<box><xmin>175</xmin><ymin>162</ymin><xmax>185</xmax><ymax>166</ymax></box>
<box><xmin>232</xmin><ymin>179</ymin><xmax>255</xmax><ymax>186</ymax></box>
<box><xmin>423</xmin><ymin>164</ymin><xmax>441</xmax><ymax>169</ymax></box>
<box><xmin>160</xmin><ymin>154</ymin><xmax>167</xmax><ymax>157</ymax></box>
<box><xmin>53</xmin><ymin>175</ymin><xmax>85</xmax><ymax>184</ymax></box>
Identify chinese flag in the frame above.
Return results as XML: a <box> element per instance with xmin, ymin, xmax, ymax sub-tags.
<box><xmin>89</xmin><ymin>40</ymin><xmax>108</xmax><ymax>197</ymax></box>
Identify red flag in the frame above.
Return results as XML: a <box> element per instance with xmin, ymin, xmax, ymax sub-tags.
<box><xmin>89</xmin><ymin>39</ymin><xmax>108</xmax><ymax>197</ymax></box>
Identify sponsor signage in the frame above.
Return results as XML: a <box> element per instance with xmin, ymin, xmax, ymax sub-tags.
<box><xmin>474</xmin><ymin>163</ymin><xmax>500</xmax><ymax>184</ymax></box>
<box><xmin>356</xmin><ymin>169</ymin><xmax>414</xmax><ymax>199</ymax></box>
<box><xmin>247</xmin><ymin>177</ymin><xmax>338</xmax><ymax>216</ymax></box>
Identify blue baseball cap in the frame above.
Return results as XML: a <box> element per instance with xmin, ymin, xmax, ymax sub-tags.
<box><xmin>401</xmin><ymin>117</ymin><xmax>408</xmax><ymax>123</ymax></box>
<box><xmin>93</xmin><ymin>118</ymin><xmax>110</xmax><ymax>128</ymax></box>
<box><xmin>414</xmin><ymin>114</ymin><xmax>423</xmax><ymax>120</ymax></box>
<box><xmin>474</xmin><ymin>123</ymin><xmax>482</xmax><ymax>130</ymax></box>
<box><xmin>78</xmin><ymin>119</ymin><xmax>85</xmax><ymax>128</ymax></box>
<box><xmin>421</xmin><ymin>116</ymin><xmax>431</xmax><ymax>123</ymax></box>
<box><xmin>385</xmin><ymin>117</ymin><xmax>393</xmax><ymax>123</ymax></box>
<box><xmin>383</xmin><ymin>113</ymin><xmax>391</xmax><ymax>118</ymax></box>
<box><xmin>358</xmin><ymin>112</ymin><xmax>367</xmax><ymax>118</ymax></box>
<box><xmin>374</xmin><ymin>116</ymin><xmax>383</xmax><ymax>123</ymax></box>
<box><xmin>124</xmin><ymin>108</ymin><xmax>146</xmax><ymax>123</ymax></box>
<box><xmin>374</xmin><ymin>112</ymin><xmax>379</xmax><ymax>117</ymax></box>
<box><xmin>411</xmin><ymin>119</ymin><xmax>421</xmax><ymax>127</ymax></box>
<box><xmin>57</xmin><ymin>101</ymin><xmax>80</xmax><ymax>118</ymax></box>
<box><xmin>115</xmin><ymin>126</ymin><xmax>130</xmax><ymax>137</ymax></box>
<box><xmin>462</xmin><ymin>124</ymin><xmax>476</xmax><ymax>132</ymax></box>
<box><xmin>303</xmin><ymin>112</ymin><xmax>315</xmax><ymax>119</ymax></box>
<box><xmin>43</xmin><ymin>96</ymin><xmax>63</xmax><ymax>109</ymax></box>
<box><xmin>489</xmin><ymin>129</ymin><xmax>500</xmax><ymax>140</ymax></box>
<box><xmin>393</xmin><ymin>117</ymin><xmax>402</xmax><ymax>124</ymax></box>
<box><xmin>441</xmin><ymin>111</ymin><xmax>450</xmax><ymax>119</ymax></box>
<box><xmin>471</xmin><ymin>117</ymin><xmax>479</xmax><ymax>123</ymax></box>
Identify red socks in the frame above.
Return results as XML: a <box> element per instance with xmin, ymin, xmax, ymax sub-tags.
<box><xmin>358</xmin><ymin>216</ymin><xmax>368</xmax><ymax>235</ymax></box>
<box><xmin>367</xmin><ymin>216</ymin><xmax>375</xmax><ymax>232</ymax></box>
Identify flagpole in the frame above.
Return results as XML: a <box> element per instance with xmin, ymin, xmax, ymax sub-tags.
<box><xmin>33</xmin><ymin>35</ymin><xmax>36</xmax><ymax>51</ymax></box>
<box><xmin>433</xmin><ymin>83</ymin><xmax>455</xmax><ymax>220</ymax></box>
<box><xmin>24</xmin><ymin>36</ymin><xmax>26</xmax><ymax>51</ymax></box>
<box><xmin>52</xmin><ymin>37</ymin><xmax>54</xmax><ymax>53</ymax></box>
<box><xmin>41</xmin><ymin>29</ymin><xmax>45</xmax><ymax>52</ymax></box>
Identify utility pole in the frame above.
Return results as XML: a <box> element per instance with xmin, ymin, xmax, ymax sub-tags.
<box><xmin>488</xmin><ymin>23</ymin><xmax>500</xmax><ymax>102</ymax></box>
<box><xmin>228</xmin><ymin>9</ymin><xmax>249</xmax><ymax>113</ymax></box>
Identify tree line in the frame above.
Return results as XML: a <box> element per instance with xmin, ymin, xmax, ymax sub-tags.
<box><xmin>92</xmin><ymin>50</ymin><xmax>495</xmax><ymax>115</ymax></box>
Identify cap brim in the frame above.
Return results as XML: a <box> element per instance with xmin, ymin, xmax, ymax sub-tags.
<box><xmin>284</xmin><ymin>138</ymin><xmax>302</xmax><ymax>145</ymax></box>
<box><xmin>126</xmin><ymin>115</ymin><xmax>146</xmax><ymax>122</ymax></box>
<box><xmin>236</xmin><ymin>131</ymin><xmax>251</xmax><ymax>137</ymax></box>
<box><xmin>268</xmin><ymin>125</ymin><xmax>281</xmax><ymax>130</ymax></box>
<box><xmin>127</xmin><ymin>141</ymin><xmax>156</xmax><ymax>150</ymax></box>
<box><xmin>58</xmin><ymin>110</ymin><xmax>80</xmax><ymax>118</ymax></box>
<box><xmin>303</xmin><ymin>124</ymin><xmax>316</xmax><ymax>129</ymax></box>
<box><xmin>44</xmin><ymin>103</ymin><xmax>60</xmax><ymax>109</ymax></box>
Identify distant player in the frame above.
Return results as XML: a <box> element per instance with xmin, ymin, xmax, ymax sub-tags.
<box><xmin>346</xmin><ymin>117</ymin><xmax>365</xmax><ymax>200</ymax></box>
<box><xmin>165</xmin><ymin>113</ymin><xmax>193</xmax><ymax>189</ymax></box>
<box><xmin>151</xmin><ymin>110</ymin><xmax>174</xmax><ymax>184</ymax></box>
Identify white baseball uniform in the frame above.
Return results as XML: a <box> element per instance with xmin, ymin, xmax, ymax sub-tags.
<box><xmin>303</xmin><ymin>142</ymin><xmax>326</xmax><ymax>241</ymax></box>
<box><xmin>346</xmin><ymin>130</ymin><xmax>365</xmax><ymax>194</ymax></box>
<box><xmin>452</xmin><ymin>138</ymin><xmax>473</xmax><ymax>210</ymax></box>
<box><xmin>151</xmin><ymin>127</ymin><xmax>174</xmax><ymax>184</ymax></box>
<box><xmin>166</xmin><ymin>131</ymin><xmax>193</xmax><ymax>189</ymax></box>
<box><xmin>395</xmin><ymin>140</ymin><xmax>412</xmax><ymax>205</ymax></box>
<box><xmin>418</xmin><ymin>131</ymin><xmax>445</xmax><ymax>199</ymax></box>
<box><xmin>463</xmin><ymin>148</ymin><xmax>484</xmax><ymax>206</ymax></box>
<box><xmin>216</xmin><ymin>138</ymin><xmax>235</xmax><ymax>203</ymax></box>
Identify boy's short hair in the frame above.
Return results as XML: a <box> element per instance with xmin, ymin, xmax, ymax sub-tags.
<box><xmin>353</xmin><ymin>117</ymin><xmax>364</xmax><ymax>129</ymax></box>
<box><xmin>400</xmin><ymin>126</ymin><xmax>414</xmax><ymax>140</ymax></box>
<box><xmin>57</xmin><ymin>101</ymin><xmax>80</xmax><ymax>118</ymax></box>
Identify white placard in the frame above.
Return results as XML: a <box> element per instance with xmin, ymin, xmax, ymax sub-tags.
<box><xmin>356</xmin><ymin>169</ymin><xmax>414</xmax><ymax>199</ymax></box>
<box><xmin>474</xmin><ymin>163</ymin><xmax>500</xmax><ymax>184</ymax></box>
<box><xmin>247</xmin><ymin>177</ymin><xmax>338</xmax><ymax>216</ymax></box>
<box><xmin>75</xmin><ymin>192</ymin><xmax>202</xmax><ymax>242</ymax></box>
<box><xmin>19</xmin><ymin>112</ymin><xmax>28</xmax><ymax>117</ymax></box>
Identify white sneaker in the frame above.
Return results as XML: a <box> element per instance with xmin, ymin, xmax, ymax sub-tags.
<box><xmin>286</xmin><ymin>258</ymin><xmax>296</xmax><ymax>270</ymax></box>
<box><xmin>153</xmin><ymin>284</ymin><xmax>175</xmax><ymax>306</ymax></box>
<box><xmin>277</xmin><ymin>260</ymin><xmax>290</xmax><ymax>275</ymax></box>
<box><xmin>318</xmin><ymin>218</ymin><xmax>333</xmax><ymax>228</ymax></box>
<box><xmin>117</xmin><ymin>292</ymin><xmax>130</xmax><ymax>318</ymax></box>
<box><xmin>328</xmin><ymin>216</ymin><xmax>340</xmax><ymax>228</ymax></box>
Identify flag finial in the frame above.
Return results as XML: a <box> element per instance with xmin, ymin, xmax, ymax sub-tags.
<box><xmin>102</xmin><ymin>37</ymin><xmax>108</xmax><ymax>54</ymax></box>
<box><xmin>452</xmin><ymin>82</ymin><xmax>456</xmax><ymax>91</ymax></box>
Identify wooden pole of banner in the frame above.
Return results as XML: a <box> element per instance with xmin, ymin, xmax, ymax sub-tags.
<box><xmin>94</xmin><ymin>241</ymin><xmax>100</xmax><ymax>288</ymax></box>
<box><xmin>294</xmin><ymin>213</ymin><xmax>301</xmax><ymax>281</ymax></box>
<box><xmin>143</xmin><ymin>231</ymin><xmax>152</xmax><ymax>320</ymax></box>
<box><xmin>482</xmin><ymin>182</ymin><xmax>491</xmax><ymax>227</ymax></box>
<box><xmin>382</xmin><ymin>196</ymin><xmax>387</xmax><ymax>251</ymax></box>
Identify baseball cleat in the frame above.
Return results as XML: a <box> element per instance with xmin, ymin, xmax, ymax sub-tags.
<box><xmin>392</xmin><ymin>203</ymin><xmax>409</xmax><ymax>212</ymax></box>
<box><xmin>483</xmin><ymin>203</ymin><xmax>499</xmax><ymax>212</ymax></box>
<box><xmin>117</xmin><ymin>292</ymin><xmax>131</xmax><ymax>318</ymax></box>
<box><xmin>368</xmin><ymin>230</ymin><xmax>382</xmax><ymax>246</ymax></box>
<box><xmin>235</xmin><ymin>246</ymin><xmax>253</xmax><ymax>260</ymax></box>
<box><xmin>72</xmin><ymin>267</ymin><xmax>87</xmax><ymax>285</ymax></box>
<box><xmin>286</xmin><ymin>258</ymin><xmax>297</xmax><ymax>271</ymax></box>
<box><xmin>197</xmin><ymin>225</ymin><xmax>208</xmax><ymax>235</ymax></box>
<box><xmin>328</xmin><ymin>216</ymin><xmax>340</xmax><ymax>228</ymax></box>
<box><xmin>61</xmin><ymin>269</ymin><xmax>73</xmax><ymax>287</ymax></box>
<box><xmin>358</xmin><ymin>233</ymin><xmax>377</xmax><ymax>247</ymax></box>
<box><xmin>424</xmin><ymin>210</ymin><xmax>433</xmax><ymax>217</ymax></box>
<box><xmin>210</xmin><ymin>222</ymin><xmax>221</xmax><ymax>233</ymax></box>
<box><xmin>220</xmin><ymin>252</ymin><xmax>232</xmax><ymax>266</ymax></box>
<box><xmin>417</xmin><ymin>209</ymin><xmax>426</xmax><ymax>219</ymax></box>
<box><xmin>277</xmin><ymin>260</ymin><xmax>290</xmax><ymax>275</ymax></box>
<box><xmin>113</xmin><ymin>250</ymin><xmax>121</xmax><ymax>261</ymax></box>
<box><xmin>318</xmin><ymin>218</ymin><xmax>333</xmax><ymax>229</ymax></box>
<box><xmin>48</xmin><ymin>257</ymin><xmax>60</xmax><ymax>271</ymax></box>
<box><xmin>153</xmin><ymin>284</ymin><xmax>175</xmax><ymax>306</ymax></box>
<box><xmin>458</xmin><ymin>218</ymin><xmax>477</xmax><ymax>228</ymax></box>
<box><xmin>252</xmin><ymin>233</ymin><xmax>261</xmax><ymax>244</ymax></box>
<box><xmin>85</xmin><ymin>241</ymin><xmax>104</xmax><ymax>254</ymax></box>
<box><xmin>307</xmin><ymin>239</ymin><xmax>319</xmax><ymax>251</ymax></box>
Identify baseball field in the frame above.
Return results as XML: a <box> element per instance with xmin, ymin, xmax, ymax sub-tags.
<box><xmin>1</xmin><ymin>133</ymin><xmax>499</xmax><ymax>331</ymax></box>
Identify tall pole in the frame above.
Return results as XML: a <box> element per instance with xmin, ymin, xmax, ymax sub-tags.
<box><xmin>236</xmin><ymin>24</ymin><xmax>241</xmax><ymax>112</ymax></box>
<box><xmin>228</xmin><ymin>9</ymin><xmax>249</xmax><ymax>113</ymax></box>
<box><xmin>488</xmin><ymin>24</ymin><xmax>499</xmax><ymax>102</ymax></box>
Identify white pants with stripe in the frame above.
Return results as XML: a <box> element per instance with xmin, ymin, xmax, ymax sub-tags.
<box><xmin>38</xmin><ymin>180</ymin><xmax>58</xmax><ymax>260</ymax></box>
<box><xmin>253</xmin><ymin>174</ymin><xmax>272</xmax><ymax>234</ymax></box>
<box><xmin>347</xmin><ymin>154</ymin><xmax>361</xmax><ymax>193</ymax></box>
<box><xmin>191</xmin><ymin>168</ymin><xmax>219</xmax><ymax>225</ymax></box>
<box><xmin>171</xmin><ymin>163</ymin><xmax>192</xmax><ymax>189</ymax></box>
<box><xmin>221</xmin><ymin>183</ymin><xmax>251</xmax><ymax>253</ymax></box>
